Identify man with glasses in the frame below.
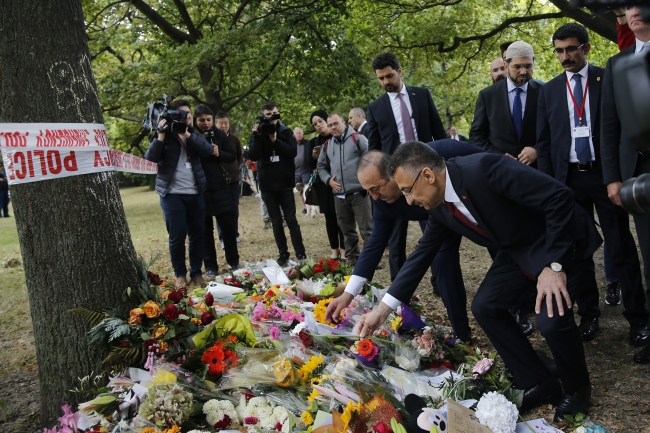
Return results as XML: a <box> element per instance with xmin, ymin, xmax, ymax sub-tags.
<box><xmin>537</xmin><ymin>22</ymin><xmax>647</xmax><ymax>344</ymax></box>
<box><xmin>601</xmin><ymin>6</ymin><xmax>650</xmax><ymax>363</ymax></box>
<box><xmin>470</xmin><ymin>41</ymin><xmax>541</xmax><ymax>166</ymax></box>
<box><xmin>357</xmin><ymin>141</ymin><xmax>602</xmax><ymax>422</ymax></box>
<box><xmin>317</xmin><ymin>112</ymin><xmax>372</xmax><ymax>265</ymax></box>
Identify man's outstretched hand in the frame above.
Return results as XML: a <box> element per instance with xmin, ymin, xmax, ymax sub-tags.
<box><xmin>325</xmin><ymin>292</ymin><xmax>353</xmax><ymax>324</ymax></box>
<box><xmin>536</xmin><ymin>267</ymin><xmax>570</xmax><ymax>318</ymax></box>
<box><xmin>356</xmin><ymin>302</ymin><xmax>393</xmax><ymax>338</ymax></box>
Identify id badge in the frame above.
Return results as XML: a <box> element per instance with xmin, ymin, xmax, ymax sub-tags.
<box><xmin>271</xmin><ymin>155</ymin><xmax>280</xmax><ymax>162</ymax></box>
<box><xmin>185</xmin><ymin>162</ymin><xmax>192</xmax><ymax>169</ymax></box>
<box><xmin>571</xmin><ymin>126</ymin><xmax>590</xmax><ymax>138</ymax></box>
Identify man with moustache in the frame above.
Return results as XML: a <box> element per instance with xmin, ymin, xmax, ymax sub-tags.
<box><xmin>470</xmin><ymin>41</ymin><xmax>541</xmax><ymax>165</ymax></box>
<box><xmin>357</xmin><ymin>142</ymin><xmax>601</xmax><ymax>421</ymax></box>
<box><xmin>489</xmin><ymin>57</ymin><xmax>507</xmax><ymax>83</ymax></box>
<box><xmin>601</xmin><ymin>6</ymin><xmax>650</xmax><ymax>363</ymax></box>
<box><xmin>537</xmin><ymin>23</ymin><xmax>648</xmax><ymax>342</ymax></box>
<box><xmin>365</xmin><ymin>52</ymin><xmax>447</xmax><ymax>283</ymax></box>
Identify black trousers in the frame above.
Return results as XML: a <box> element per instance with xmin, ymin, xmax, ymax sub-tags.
<box><xmin>632</xmin><ymin>158</ymin><xmax>650</xmax><ymax>314</ymax></box>
<box><xmin>205</xmin><ymin>212</ymin><xmax>239</xmax><ymax>271</ymax></box>
<box><xmin>261</xmin><ymin>189</ymin><xmax>306</xmax><ymax>258</ymax></box>
<box><xmin>471</xmin><ymin>250</ymin><xmax>591</xmax><ymax>394</ymax></box>
<box><xmin>324</xmin><ymin>209</ymin><xmax>345</xmax><ymax>250</ymax></box>
<box><xmin>388</xmin><ymin>219</ymin><xmax>409</xmax><ymax>280</ymax></box>
<box><xmin>567</xmin><ymin>163</ymin><xmax>648</xmax><ymax>325</ymax></box>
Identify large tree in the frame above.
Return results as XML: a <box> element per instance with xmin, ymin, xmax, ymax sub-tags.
<box><xmin>0</xmin><ymin>0</ymin><xmax>141</xmax><ymax>426</ymax></box>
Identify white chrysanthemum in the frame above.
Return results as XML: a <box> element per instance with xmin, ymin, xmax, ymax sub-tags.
<box><xmin>273</xmin><ymin>406</ymin><xmax>289</xmax><ymax>424</ymax></box>
<box><xmin>203</xmin><ymin>399</ymin><xmax>219</xmax><ymax>414</ymax></box>
<box><xmin>187</xmin><ymin>430</ymin><xmax>211</xmax><ymax>433</ymax></box>
<box><xmin>475</xmin><ymin>392</ymin><xmax>518</xmax><ymax>433</ymax></box>
<box><xmin>206</xmin><ymin>408</ymin><xmax>224</xmax><ymax>426</ymax></box>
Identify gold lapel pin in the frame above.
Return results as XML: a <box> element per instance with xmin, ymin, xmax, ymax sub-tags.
<box><xmin>597</xmin><ymin>77</ymin><xmax>601</xmax><ymax>81</ymax></box>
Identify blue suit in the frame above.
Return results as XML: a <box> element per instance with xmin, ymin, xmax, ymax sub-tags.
<box><xmin>352</xmin><ymin>139</ymin><xmax>484</xmax><ymax>338</ymax></box>
<box><xmin>387</xmin><ymin>152</ymin><xmax>601</xmax><ymax>394</ymax></box>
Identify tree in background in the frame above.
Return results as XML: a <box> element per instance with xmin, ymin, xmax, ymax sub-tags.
<box><xmin>0</xmin><ymin>0</ymin><xmax>140</xmax><ymax>426</ymax></box>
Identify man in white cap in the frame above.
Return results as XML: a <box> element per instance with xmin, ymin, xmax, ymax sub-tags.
<box><xmin>470</xmin><ymin>40</ymin><xmax>541</xmax><ymax>166</ymax></box>
<box><xmin>469</xmin><ymin>40</ymin><xmax>543</xmax><ymax>336</ymax></box>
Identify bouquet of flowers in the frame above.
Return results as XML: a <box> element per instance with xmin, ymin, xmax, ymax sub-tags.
<box><xmin>293</xmin><ymin>257</ymin><xmax>352</xmax><ymax>281</ymax></box>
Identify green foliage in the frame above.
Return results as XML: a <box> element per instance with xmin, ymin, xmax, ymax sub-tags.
<box><xmin>103</xmin><ymin>346</ymin><xmax>146</xmax><ymax>375</ymax></box>
<box><xmin>69</xmin><ymin>308</ymin><xmax>106</xmax><ymax>328</ymax></box>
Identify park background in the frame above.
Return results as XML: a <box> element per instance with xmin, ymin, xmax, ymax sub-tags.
<box><xmin>1</xmin><ymin>0</ymin><xmax>648</xmax><ymax>432</ymax></box>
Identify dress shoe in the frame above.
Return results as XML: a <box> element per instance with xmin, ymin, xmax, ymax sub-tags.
<box><xmin>176</xmin><ymin>275</ymin><xmax>189</xmax><ymax>288</ymax></box>
<box><xmin>206</xmin><ymin>269</ymin><xmax>218</xmax><ymax>279</ymax></box>
<box><xmin>190</xmin><ymin>275</ymin><xmax>206</xmax><ymax>287</ymax></box>
<box><xmin>553</xmin><ymin>386</ymin><xmax>591</xmax><ymax>423</ymax></box>
<box><xmin>376</xmin><ymin>261</ymin><xmax>384</xmax><ymax>270</ymax></box>
<box><xmin>578</xmin><ymin>317</ymin><xmax>600</xmax><ymax>342</ymax></box>
<box><xmin>520</xmin><ymin>379</ymin><xmax>562</xmax><ymax>411</ymax></box>
<box><xmin>630</xmin><ymin>325</ymin><xmax>650</xmax><ymax>346</ymax></box>
<box><xmin>515</xmin><ymin>309</ymin><xmax>534</xmax><ymax>337</ymax></box>
<box><xmin>604</xmin><ymin>282</ymin><xmax>621</xmax><ymax>306</ymax></box>
<box><xmin>633</xmin><ymin>344</ymin><xmax>650</xmax><ymax>364</ymax></box>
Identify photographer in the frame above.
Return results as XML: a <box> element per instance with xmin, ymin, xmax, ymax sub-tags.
<box><xmin>194</xmin><ymin>105</ymin><xmax>240</xmax><ymax>277</ymax></box>
<box><xmin>248</xmin><ymin>101</ymin><xmax>307</xmax><ymax>266</ymax></box>
<box><xmin>145</xmin><ymin>99</ymin><xmax>214</xmax><ymax>287</ymax></box>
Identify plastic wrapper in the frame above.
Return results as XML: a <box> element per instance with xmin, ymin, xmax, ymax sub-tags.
<box><xmin>394</xmin><ymin>345</ymin><xmax>421</xmax><ymax>372</ymax></box>
<box><xmin>150</xmin><ymin>361</ymin><xmax>239</xmax><ymax>403</ymax></box>
<box><xmin>217</xmin><ymin>347</ymin><xmax>297</xmax><ymax>390</ymax></box>
<box><xmin>248</xmin><ymin>384</ymin><xmax>310</xmax><ymax>415</ymax></box>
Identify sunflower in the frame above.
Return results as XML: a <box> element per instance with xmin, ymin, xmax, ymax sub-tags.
<box><xmin>301</xmin><ymin>411</ymin><xmax>314</xmax><ymax>426</ymax></box>
<box><xmin>313</xmin><ymin>298</ymin><xmax>335</xmax><ymax>325</ymax></box>
<box><xmin>297</xmin><ymin>353</ymin><xmax>324</xmax><ymax>383</ymax></box>
<box><xmin>340</xmin><ymin>401</ymin><xmax>359</xmax><ymax>431</ymax></box>
<box><xmin>308</xmin><ymin>389</ymin><xmax>320</xmax><ymax>403</ymax></box>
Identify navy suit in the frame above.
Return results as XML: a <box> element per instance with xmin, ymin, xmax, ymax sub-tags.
<box><xmin>353</xmin><ymin>139</ymin><xmax>484</xmax><ymax>338</ymax></box>
<box><xmin>470</xmin><ymin>79</ymin><xmax>541</xmax><ymax>157</ymax></box>
<box><xmin>387</xmin><ymin>153</ymin><xmax>601</xmax><ymax>393</ymax></box>
<box><xmin>537</xmin><ymin>64</ymin><xmax>647</xmax><ymax>326</ymax></box>
<box><xmin>366</xmin><ymin>86</ymin><xmax>447</xmax><ymax>281</ymax></box>
<box><xmin>601</xmin><ymin>45</ymin><xmax>650</xmax><ymax>299</ymax></box>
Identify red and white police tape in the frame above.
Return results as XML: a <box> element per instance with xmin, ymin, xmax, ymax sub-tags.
<box><xmin>0</xmin><ymin>123</ymin><xmax>158</xmax><ymax>185</ymax></box>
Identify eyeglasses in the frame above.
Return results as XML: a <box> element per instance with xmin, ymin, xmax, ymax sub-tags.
<box><xmin>553</xmin><ymin>44</ymin><xmax>585</xmax><ymax>55</ymax></box>
<box><xmin>402</xmin><ymin>169</ymin><xmax>423</xmax><ymax>197</ymax></box>
<box><xmin>327</xmin><ymin>121</ymin><xmax>341</xmax><ymax>128</ymax></box>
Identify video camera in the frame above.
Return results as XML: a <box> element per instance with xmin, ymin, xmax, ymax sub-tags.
<box><xmin>254</xmin><ymin>113</ymin><xmax>281</xmax><ymax>135</ymax></box>
<box><xmin>143</xmin><ymin>94</ymin><xmax>190</xmax><ymax>135</ymax></box>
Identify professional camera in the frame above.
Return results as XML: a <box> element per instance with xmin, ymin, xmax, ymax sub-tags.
<box><xmin>254</xmin><ymin>113</ymin><xmax>281</xmax><ymax>135</ymax></box>
<box><xmin>143</xmin><ymin>94</ymin><xmax>189</xmax><ymax>134</ymax></box>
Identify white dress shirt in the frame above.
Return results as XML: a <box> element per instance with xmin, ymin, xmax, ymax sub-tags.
<box><xmin>566</xmin><ymin>63</ymin><xmax>595</xmax><ymax>163</ymax></box>
<box><xmin>507</xmin><ymin>77</ymin><xmax>529</xmax><ymax>117</ymax></box>
<box><xmin>380</xmin><ymin>167</ymin><xmax>477</xmax><ymax>310</ymax></box>
<box><xmin>451</xmin><ymin>134</ymin><xmax>460</xmax><ymax>141</ymax></box>
<box><xmin>358</xmin><ymin>120</ymin><xmax>367</xmax><ymax>133</ymax></box>
<box><xmin>387</xmin><ymin>84</ymin><xmax>419</xmax><ymax>143</ymax></box>
<box><xmin>636</xmin><ymin>38</ymin><xmax>650</xmax><ymax>55</ymax></box>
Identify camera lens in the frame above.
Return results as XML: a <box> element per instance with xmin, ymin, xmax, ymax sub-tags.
<box><xmin>620</xmin><ymin>173</ymin><xmax>650</xmax><ymax>215</ymax></box>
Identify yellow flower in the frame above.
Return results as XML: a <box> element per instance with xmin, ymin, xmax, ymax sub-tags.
<box><xmin>163</xmin><ymin>426</ymin><xmax>181</xmax><ymax>433</ymax></box>
<box><xmin>298</xmin><ymin>353</ymin><xmax>324</xmax><ymax>383</ymax></box>
<box><xmin>340</xmin><ymin>401</ymin><xmax>359</xmax><ymax>431</ymax></box>
<box><xmin>274</xmin><ymin>358</ymin><xmax>295</xmax><ymax>387</ymax></box>
<box><xmin>301</xmin><ymin>411</ymin><xmax>314</xmax><ymax>426</ymax></box>
<box><xmin>140</xmin><ymin>428</ymin><xmax>157</xmax><ymax>433</ymax></box>
<box><xmin>191</xmin><ymin>318</ymin><xmax>202</xmax><ymax>325</ymax></box>
<box><xmin>151</xmin><ymin>369</ymin><xmax>177</xmax><ymax>385</ymax></box>
<box><xmin>390</xmin><ymin>316</ymin><xmax>402</xmax><ymax>331</ymax></box>
<box><xmin>128</xmin><ymin>308</ymin><xmax>144</xmax><ymax>326</ymax></box>
<box><xmin>313</xmin><ymin>298</ymin><xmax>334</xmax><ymax>325</ymax></box>
<box><xmin>308</xmin><ymin>389</ymin><xmax>320</xmax><ymax>403</ymax></box>
<box><xmin>152</xmin><ymin>323</ymin><xmax>168</xmax><ymax>339</ymax></box>
<box><xmin>344</xmin><ymin>275</ymin><xmax>351</xmax><ymax>284</ymax></box>
<box><xmin>143</xmin><ymin>300</ymin><xmax>161</xmax><ymax>318</ymax></box>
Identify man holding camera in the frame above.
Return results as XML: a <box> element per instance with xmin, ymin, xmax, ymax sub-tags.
<box><xmin>145</xmin><ymin>99</ymin><xmax>215</xmax><ymax>287</ymax></box>
<box><xmin>248</xmin><ymin>101</ymin><xmax>307</xmax><ymax>266</ymax></box>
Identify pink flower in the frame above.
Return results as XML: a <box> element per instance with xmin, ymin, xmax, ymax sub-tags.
<box><xmin>472</xmin><ymin>358</ymin><xmax>494</xmax><ymax>376</ymax></box>
<box><xmin>245</xmin><ymin>416</ymin><xmax>259</xmax><ymax>425</ymax></box>
<box><xmin>57</xmin><ymin>405</ymin><xmax>79</xmax><ymax>431</ymax></box>
<box><xmin>270</xmin><ymin>324</ymin><xmax>280</xmax><ymax>340</ymax></box>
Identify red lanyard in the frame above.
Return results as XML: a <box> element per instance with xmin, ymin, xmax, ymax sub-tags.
<box><xmin>177</xmin><ymin>134</ymin><xmax>190</xmax><ymax>160</ymax></box>
<box><xmin>566</xmin><ymin>76</ymin><xmax>589</xmax><ymax>126</ymax></box>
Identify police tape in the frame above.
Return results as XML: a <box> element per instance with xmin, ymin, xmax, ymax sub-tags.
<box><xmin>0</xmin><ymin>123</ymin><xmax>158</xmax><ymax>185</ymax></box>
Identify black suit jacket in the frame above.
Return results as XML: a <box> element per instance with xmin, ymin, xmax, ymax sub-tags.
<box><xmin>359</xmin><ymin>122</ymin><xmax>370</xmax><ymax>138</ymax></box>
<box><xmin>537</xmin><ymin>64</ymin><xmax>605</xmax><ymax>183</ymax></box>
<box><xmin>470</xmin><ymin>79</ymin><xmax>542</xmax><ymax>156</ymax></box>
<box><xmin>386</xmin><ymin>153</ymin><xmax>602</xmax><ymax>304</ymax></box>
<box><xmin>366</xmin><ymin>86</ymin><xmax>446</xmax><ymax>154</ymax></box>
<box><xmin>600</xmin><ymin>45</ymin><xmax>640</xmax><ymax>184</ymax></box>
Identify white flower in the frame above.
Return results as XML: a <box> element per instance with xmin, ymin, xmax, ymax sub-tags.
<box><xmin>332</xmin><ymin>358</ymin><xmax>357</xmax><ymax>378</ymax></box>
<box><xmin>475</xmin><ymin>392</ymin><xmax>518</xmax><ymax>433</ymax></box>
<box><xmin>290</xmin><ymin>322</ymin><xmax>307</xmax><ymax>336</ymax></box>
<box><xmin>187</xmin><ymin>430</ymin><xmax>211</xmax><ymax>433</ymax></box>
<box><xmin>575</xmin><ymin>427</ymin><xmax>587</xmax><ymax>433</ymax></box>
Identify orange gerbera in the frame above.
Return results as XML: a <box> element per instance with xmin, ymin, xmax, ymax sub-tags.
<box><xmin>356</xmin><ymin>339</ymin><xmax>375</xmax><ymax>357</ymax></box>
<box><xmin>201</xmin><ymin>341</ymin><xmax>239</xmax><ymax>376</ymax></box>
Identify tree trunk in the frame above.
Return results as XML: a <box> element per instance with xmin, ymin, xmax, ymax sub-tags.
<box><xmin>0</xmin><ymin>0</ymin><xmax>141</xmax><ymax>427</ymax></box>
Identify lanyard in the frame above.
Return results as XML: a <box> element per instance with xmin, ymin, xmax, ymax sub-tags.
<box><xmin>177</xmin><ymin>134</ymin><xmax>190</xmax><ymax>160</ymax></box>
<box><xmin>566</xmin><ymin>77</ymin><xmax>589</xmax><ymax>126</ymax></box>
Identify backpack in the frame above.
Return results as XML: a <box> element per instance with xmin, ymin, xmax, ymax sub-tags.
<box><xmin>323</xmin><ymin>132</ymin><xmax>361</xmax><ymax>155</ymax></box>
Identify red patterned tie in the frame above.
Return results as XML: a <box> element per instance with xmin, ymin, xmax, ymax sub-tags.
<box><xmin>445</xmin><ymin>201</ymin><xmax>488</xmax><ymax>239</ymax></box>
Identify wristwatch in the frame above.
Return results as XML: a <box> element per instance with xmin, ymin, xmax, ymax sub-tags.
<box><xmin>549</xmin><ymin>262</ymin><xmax>563</xmax><ymax>272</ymax></box>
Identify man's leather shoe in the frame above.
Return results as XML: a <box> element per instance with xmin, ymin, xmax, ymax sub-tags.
<box><xmin>578</xmin><ymin>317</ymin><xmax>599</xmax><ymax>342</ymax></box>
<box><xmin>553</xmin><ymin>386</ymin><xmax>591</xmax><ymax>423</ymax></box>
<box><xmin>191</xmin><ymin>275</ymin><xmax>206</xmax><ymax>287</ymax></box>
<box><xmin>630</xmin><ymin>325</ymin><xmax>650</xmax><ymax>346</ymax></box>
<box><xmin>520</xmin><ymin>379</ymin><xmax>562</xmax><ymax>411</ymax></box>
<box><xmin>633</xmin><ymin>345</ymin><xmax>650</xmax><ymax>363</ymax></box>
<box><xmin>176</xmin><ymin>276</ymin><xmax>189</xmax><ymax>288</ymax></box>
<box><xmin>515</xmin><ymin>309</ymin><xmax>534</xmax><ymax>337</ymax></box>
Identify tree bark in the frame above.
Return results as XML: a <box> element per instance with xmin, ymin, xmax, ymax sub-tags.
<box><xmin>0</xmin><ymin>0</ymin><xmax>140</xmax><ymax>427</ymax></box>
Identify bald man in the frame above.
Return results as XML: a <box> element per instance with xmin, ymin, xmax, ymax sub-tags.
<box><xmin>490</xmin><ymin>57</ymin><xmax>507</xmax><ymax>83</ymax></box>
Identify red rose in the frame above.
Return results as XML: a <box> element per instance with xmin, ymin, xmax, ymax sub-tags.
<box><xmin>144</xmin><ymin>338</ymin><xmax>157</xmax><ymax>351</ymax></box>
<box><xmin>201</xmin><ymin>311</ymin><xmax>215</xmax><ymax>325</ymax></box>
<box><xmin>233</xmin><ymin>281</ymin><xmax>241</xmax><ymax>287</ymax></box>
<box><xmin>147</xmin><ymin>271</ymin><xmax>163</xmax><ymax>285</ymax></box>
<box><xmin>298</xmin><ymin>331</ymin><xmax>313</xmax><ymax>347</ymax></box>
<box><xmin>373</xmin><ymin>422</ymin><xmax>393</xmax><ymax>433</ymax></box>
<box><xmin>163</xmin><ymin>304</ymin><xmax>180</xmax><ymax>321</ymax></box>
<box><xmin>214</xmin><ymin>414</ymin><xmax>231</xmax><ymax>429</ymax></box>
<box><xmin>168</xmin><ymin>290</ymin><xmax>183</xmax><ymax>304</ymax></box>
<box><xmin>205</xmin><ymin>293</ymin><xmax>214</xmax><ymax>306</ymax></box>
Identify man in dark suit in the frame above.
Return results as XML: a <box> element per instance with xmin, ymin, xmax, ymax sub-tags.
<box><xmin>447</xmin><ymin>126</ymin><xmax>466</xmax><ymax>142</ymax></box>
<box><xmin>348</xmin><ymin>107</ymin><xmax>369</xmax><ymax>137</ymax></box>
<box><xmin>357</xmin><ymin>142</ymin><xmax>601</xmax><ymax>422</ymax></box>
<box><xmin>470</xmin><ymin>41</ymin><xmax>541</xmax><ymax>165</ymax></box>
<box><xmin>365</xmin><ymin>52</ymin><xmax>447</xmax><ymax>283</ymax></box>
<box><xmin>537</xmin><ymin>22</ymin><xmax>648</xmax><ymax>344</ymax></box>
<box><xmin>600</xmin><ymin>6</ymin><xmax>650</xmax><ymax>363</ymax></box>
<box><xmin>325</xmin><ymin>140</ymin><xmax>485</xmax><ymax>341</ymax></box>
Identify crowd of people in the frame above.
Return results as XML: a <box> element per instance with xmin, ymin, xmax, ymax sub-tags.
<box><xmin>144</xmin><ymin>6</ymin><xmax>649</xmax><ymax>424</ymax></box>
